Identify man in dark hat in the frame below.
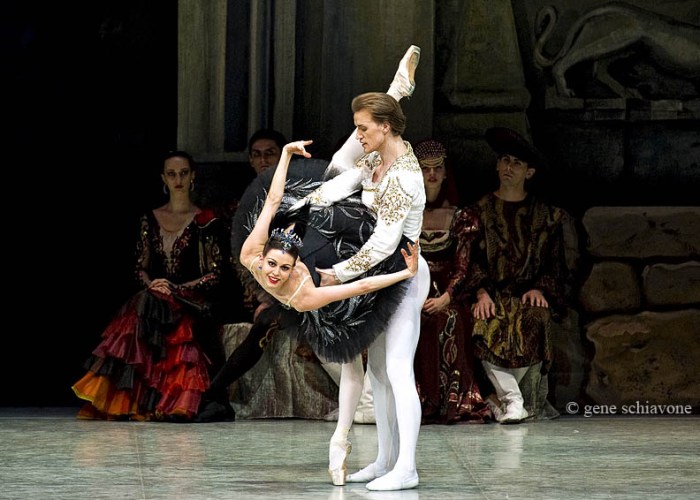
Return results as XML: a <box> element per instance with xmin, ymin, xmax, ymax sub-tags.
<box><xmin>461</xmin><ymin>126</ymin><xmax>566</xmax><ymax>424</ymax></box>
<box><xmin>483</xmin><ymin>126</ymin><xmax>546</xmax><ymax>170</ymax></box>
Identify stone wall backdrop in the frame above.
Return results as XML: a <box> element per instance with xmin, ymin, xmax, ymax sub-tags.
<box><xmin>431</xmin><ymin>0</ymin><xmax>700</xmax><ymax>415</ymax></box>
<box><xmin>579</xmin><ymin>207</ymin><xmax>700</xmax><ymax>411</ymax></box>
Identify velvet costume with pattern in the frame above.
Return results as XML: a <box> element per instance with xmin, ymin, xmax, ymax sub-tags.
<box><xmin>72</xmin><ymin>209</ymin><xmax>228</xmax><ymax>421</ymax></box>
<box><xmin>231</xmin><ymin>159</ymin><xmax>409</xmax><ymax>364</ymax></box>
<box><xmin>464</xmin><ymin>192</ymin><xmax>566</xmax><ymax>370</ymax></box>
<box><xmin>414</xmin><ymin>208</ymin><xmax>491</xmax><ymax>424</ymax></box>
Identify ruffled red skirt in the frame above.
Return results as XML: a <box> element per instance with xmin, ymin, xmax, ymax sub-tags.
<box><xmin>72</xmin><ymin>289</ymin><xmax>210</xmax><ymax>421</ymax></box>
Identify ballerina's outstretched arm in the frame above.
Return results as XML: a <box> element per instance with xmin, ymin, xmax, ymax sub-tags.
<box><xmin>289</xmin><ymin>241</ymin><xmax>420</xmax><ymax>312</ymax></box>
<box><xmin>239</xmin><ymin>140</ymin><xmax>313</xmax><ymax>265</ymax></box>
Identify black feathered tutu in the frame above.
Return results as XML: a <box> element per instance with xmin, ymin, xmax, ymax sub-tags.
<box><xmin>231</xmin><ymin>158</ymin><xmax>409</xmax><ymax>363</ymax></box>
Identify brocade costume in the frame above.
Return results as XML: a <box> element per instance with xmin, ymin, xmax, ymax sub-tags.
<box><xmin>72</xmin><ymin>209</ymin><xmax>228</xmax><ymax>421</ymax></box>
<box><xmin>415</xmin><ymin>208</ymin><xmax>490</xmax><ymax>424</ymax></box>
<box><xmin>305</xmin><ymin>143</ymin><xmax>425</xmax><ymax>282</ymax></box>
<box><xmin>464</xmin><ymin>192</ymin><xmax>566</xmax><ymax>370</ymax></box>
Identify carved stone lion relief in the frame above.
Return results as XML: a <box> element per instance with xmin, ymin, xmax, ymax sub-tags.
<box><xmin>534</xmin><ymin>2</ymin><xmax>700</xmax><ymax>100</ymax></box>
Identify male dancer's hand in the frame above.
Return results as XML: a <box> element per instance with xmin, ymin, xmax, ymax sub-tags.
<box><xmin>316</xmin><ymin>268</ymin><xmax>341</xmax><ymax>287</ymax></box>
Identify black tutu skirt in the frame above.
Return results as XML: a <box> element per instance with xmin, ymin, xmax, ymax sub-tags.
<box><xmin>231</xmin><ymin>158</ymin><xmax>409</xmax><ymax>363</ymax></box>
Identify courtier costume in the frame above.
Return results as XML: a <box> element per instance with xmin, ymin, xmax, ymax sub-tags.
<box><xmin>72</xmin><ymin>209</ymin><xmax>227</xmax><ymax>421</ymax></box>
<box><xmin>415</xmin><ymin>208</ymin><xmax>490</xmax><ymax>424</ymax></box>
<box><xmin>464</xmin><ymin>191</ymin><xmax>566</xmax><ymax>421</ymax></box>
<box><xmin>468</xmin><ymin>192</ymin><xmax>566</xmax><ymax>368</ymax></box>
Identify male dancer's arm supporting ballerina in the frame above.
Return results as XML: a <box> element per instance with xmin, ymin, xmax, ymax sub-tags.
<box><xmin>239</xmin><ymin>140</ymin><xmax>420</xmax><ymax>312</ymax></box>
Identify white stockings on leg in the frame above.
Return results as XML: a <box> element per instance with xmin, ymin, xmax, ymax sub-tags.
<box><xmin>323</xmin><ymin>359</ymin><xmax>375</xmax><ymax>424</ymax></box>
<box><xmin>328</xmin><ymin>357</ymin><xmax>364</xmax><ymax>485</ymax></box>
<box><xmin>329</xmin><ymin>357</ymin><xmax>363</xmax><ymax>450</ymax></box>
<box><xmin>348</xmin><ymin>257</ymin><xmax>429</xmax><ymax>491</ymax></box>
<box><xmin>325</xmin><ymin>70</ymin><xmax>409</xmax><ymax>474</ymax></box>
<box><xmin>329</xmin><ymin>48</ymin><xmax>422</xmax><ymax>489</ymax></box>
<box><xmin>334</xmin><ymin>357</ymin><xmax>364</xmax><ymax>438</ymax></box>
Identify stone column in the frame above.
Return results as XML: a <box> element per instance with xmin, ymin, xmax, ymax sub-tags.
<box><xmin>435</xmin><ymin>0</ymin><xmax>532</xmax><ymax>202</ymax></box>
<box><xmin>177</xmin><ymin>0</ymin><xmax>228</xmax><ymax>159</ymax></box>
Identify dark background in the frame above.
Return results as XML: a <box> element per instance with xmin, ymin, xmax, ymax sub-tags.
<box><xmin>4</xmin><ymin>1</ymin><xmax>178</xmax><ymax>405</ymax></box>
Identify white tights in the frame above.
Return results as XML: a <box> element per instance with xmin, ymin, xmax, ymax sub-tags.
<box><xmin>329</xmin><ymin>84</ymin><xmax>401</xmax><ymax>447</ymax></box>
<box><xmin>330</xmin><ymin>258</ymin><xmax>429</xmax><ymax>477</ymax></box>
<box><xmin>323</xmin><ymin>127</ymin><xmax>365</xmax><ymax>178</ymax></box>
<box><xmin>328</xmin><ymin>87</ymin><xmax>430</xmax><ymax>479</ymax></box>
<box><xmin>330</xmin><ymin>356</ymin><xmax>364</xmax><ymax>445</ymax></box>
<box><xmin>366</xmin><ymin>256</ymin><xmax>429</xmax><ymax>474</ymax></box>
<box><xmin>328</xmin><ymin>121</ymin><xmax>386</xmax><ymax>450</ymax></box>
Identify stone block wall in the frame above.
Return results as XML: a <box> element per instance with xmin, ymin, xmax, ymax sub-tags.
<box><xmin>578</xmin><ymin>207</ymin><xmax>700</xmax><ymax>411</ymax></box>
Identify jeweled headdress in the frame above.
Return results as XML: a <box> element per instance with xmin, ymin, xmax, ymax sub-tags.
<box><xmin>414</xmin><ymin>139</ymin><xmax>446</xmax><ymax>161</ymax></box>
<box><xmin>270</xmin><ymin>227</ymin><xmax>304</xmax><ymax>252</ymax></box>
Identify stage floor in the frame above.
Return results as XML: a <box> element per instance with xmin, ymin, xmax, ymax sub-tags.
<box><xmin>1</xmin><ymin>407</ymin><xmax>698</xmax><ymax>499</ymax></box>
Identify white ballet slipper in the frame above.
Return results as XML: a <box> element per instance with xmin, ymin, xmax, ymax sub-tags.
<box><xmin>346</xmin><ymin>462</ymin><xmax>387</xmax><ymax>483</ymax></box>
<box><xmin>366</xmin><ymin>470</ymin><xmax>419</xmax><ymax>491</ymax></box>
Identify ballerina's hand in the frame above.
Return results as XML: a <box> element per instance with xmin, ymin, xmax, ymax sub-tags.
<box><xmin>286</xmin><ymin>140</ymin><xmax>313</xmax><ymax>158</ymax></box>
<box><xmin>400</xmin><ymin>241</ymin><xmax>420</xmax><ymax>276</ymax></box>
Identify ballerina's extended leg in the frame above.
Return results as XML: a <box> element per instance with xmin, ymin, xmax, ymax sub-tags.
<box><xmin>327</xmin><ymin>44</ymin><xmax>422</xmax><ymax>176</ymax></box>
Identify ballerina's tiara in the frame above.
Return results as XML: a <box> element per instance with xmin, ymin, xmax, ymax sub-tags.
<box><xmin>270</xmin><ymin>227</ymin><xmax>304</xmax><ymax>252</ymax></box>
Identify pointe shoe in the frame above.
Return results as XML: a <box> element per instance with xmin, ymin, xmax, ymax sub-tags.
<box><xmin>328</xmin><ymin>439</ymin><xmax>352</xmax><ymax>486</ymax></box>
<box><xmin>346</xmin><ymin>463</ymin><xmax>387</xmax><ymax>483</ymax></box>
<box><xmin>387</xmin><ymin>45</ymin><xmax>421</xmax><ymax>100</ymax></box>
<box><xmin>366</xmin><ymin>470</ymin><xmax>419</xmax><ymax>491</ymax></box>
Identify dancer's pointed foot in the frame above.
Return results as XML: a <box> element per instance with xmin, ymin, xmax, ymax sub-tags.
<box><xmin>366</xmin><ymin>470</ymin><xmax>419</xmax><ymax>491</ymax></box>
<box><xmin>346</xmin><ymin>462</ymin><xmax>387</xmax><ymax>483</ymax></box>
<box><xmin>328</xmin><ymin>439</ymin><xmax>352</xmax><ymax>486</ymax></box>
<box><xmin>387</xmin><ymin>45</ymin><xmax>421</xmax><ymax>101</ymax></box>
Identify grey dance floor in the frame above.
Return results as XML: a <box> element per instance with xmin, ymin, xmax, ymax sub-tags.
<box><xmin>1</xmin><ymin>407</ymin><xmax>698</xmax><ymax>500</ymax></box>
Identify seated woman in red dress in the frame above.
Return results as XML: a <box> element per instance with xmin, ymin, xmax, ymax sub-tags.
<box><xmin>72</xmin><ymin>150</ymin><xmax>231</xmax><ymax>422</ymax></box>
<box><xmin>412</xmin><ymin>139</ymin><xmax>490</xmax><ymax>424</ymax></box>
